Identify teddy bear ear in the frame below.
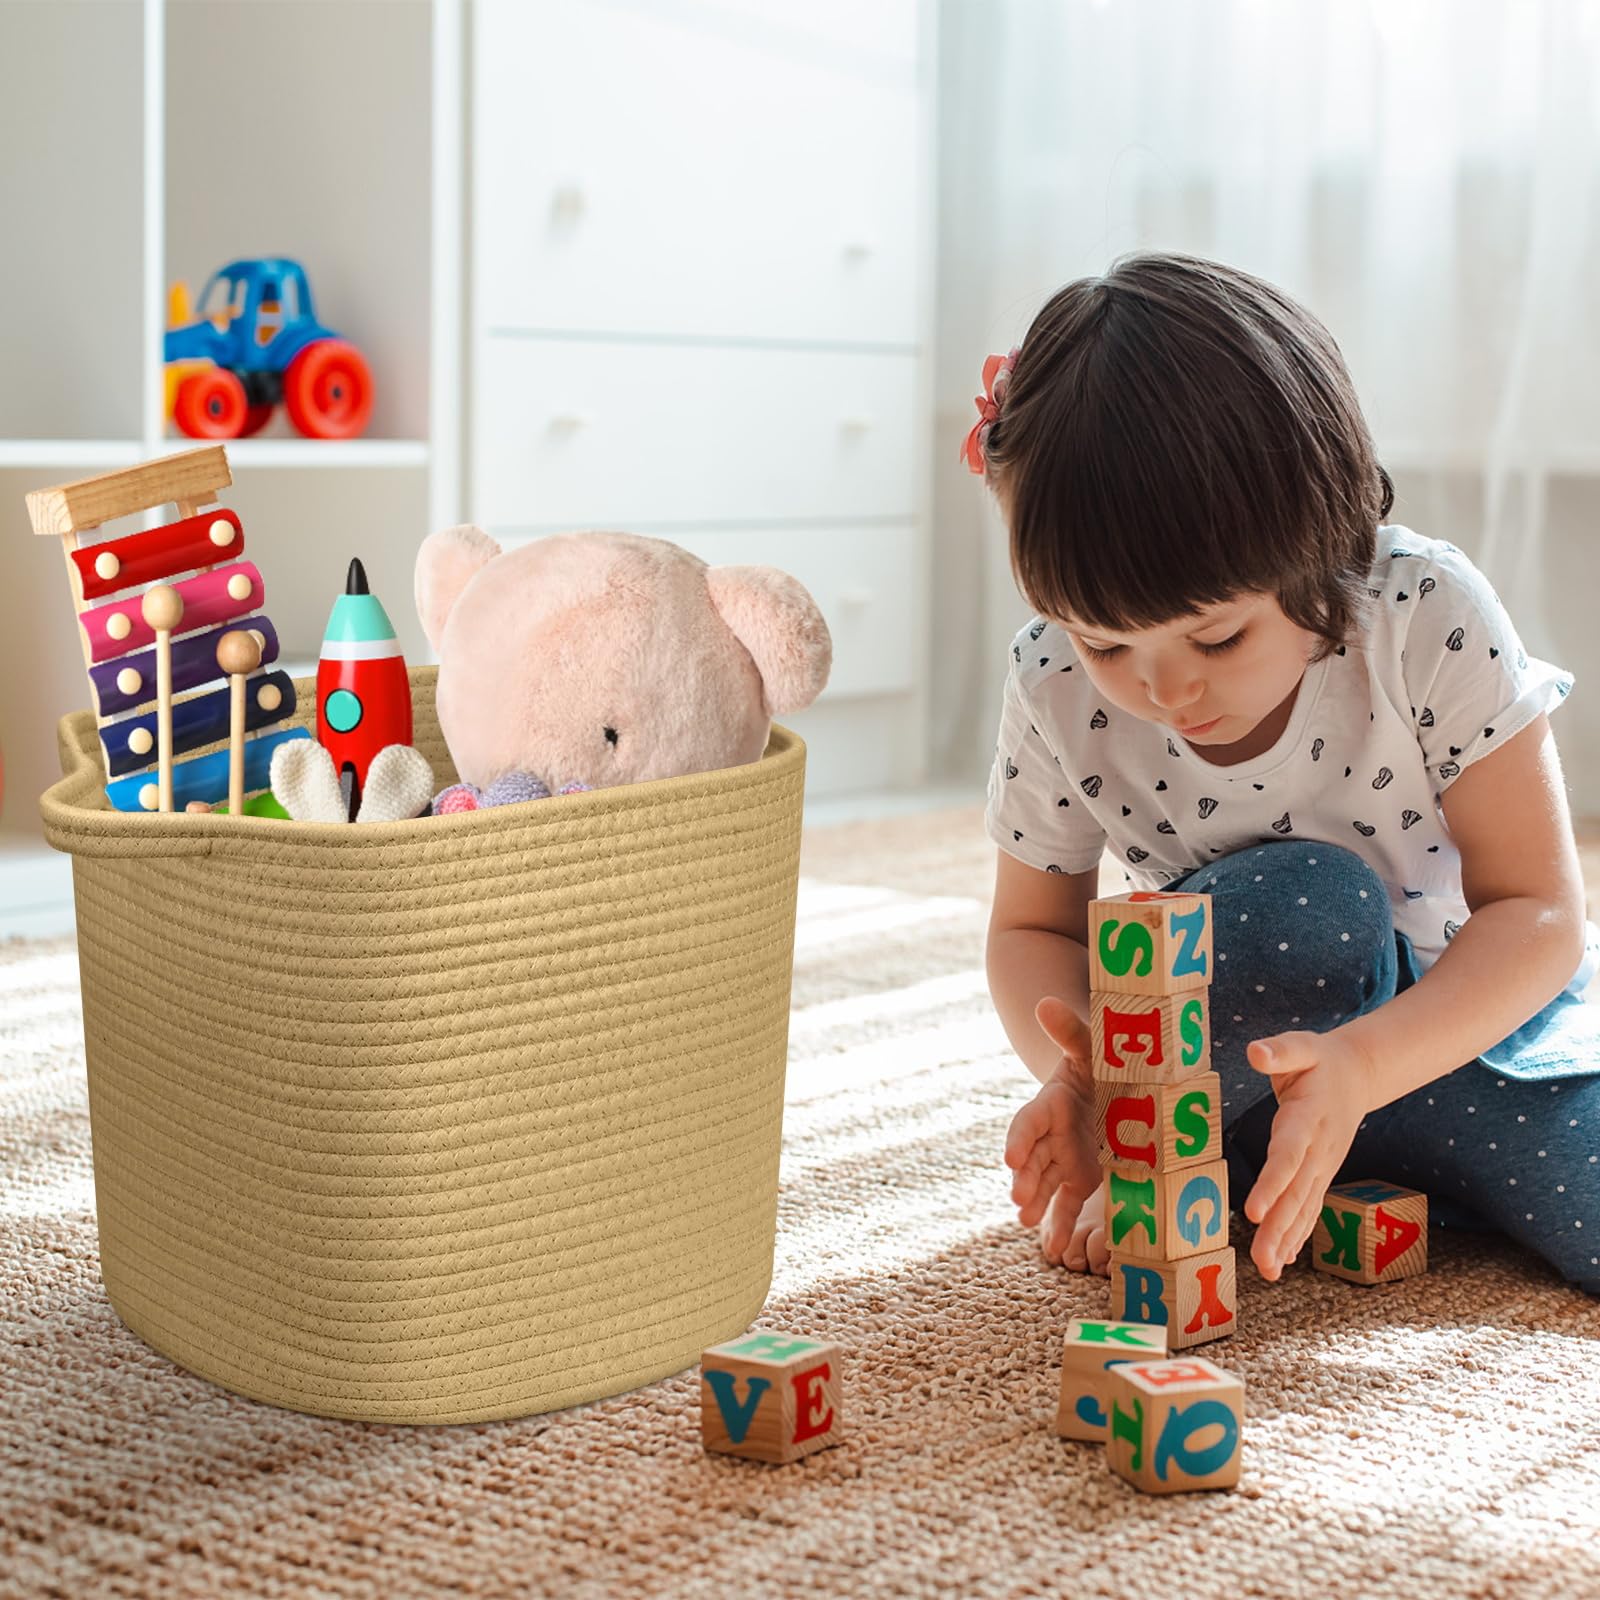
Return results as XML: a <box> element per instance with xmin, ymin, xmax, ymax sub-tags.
<box><xmin>705</xmin><ymin>565</ymin><xmax>833</xmax><ymax>716</ymax></box>
<box><xmin>415</xmin><ymin>524</ymin><xmax>502</xmax><ymax>653</ymax></box>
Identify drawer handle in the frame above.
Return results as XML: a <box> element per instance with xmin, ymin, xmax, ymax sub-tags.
<box><xmin>551</xmin><ymin>184</ymin><xmax>587</xmax><ymax>221</ymax></box>
<box><xmin>839</xmin><ymin>586</ymin><xmax>874</xmax><ymax>608</ymax></box>
<box><xmin>549</xmin><ymin>412</ymin><xmax>593</xmax><ymax>431</ymax></box>
<box><xmin>843</xmin><ymin>241</ymin><xmax>875</xmax><ymax>262</ymax></box>
<box><xmin>840</xmin><ymin>415</ymin><xmax>876</xmax><ymax>433</ymax></box>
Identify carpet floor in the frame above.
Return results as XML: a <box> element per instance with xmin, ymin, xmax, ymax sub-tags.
<box><xmin>3</xmin><ymin>805</ymin><xmax>1599</xmax><ymax>1599</ymax></box>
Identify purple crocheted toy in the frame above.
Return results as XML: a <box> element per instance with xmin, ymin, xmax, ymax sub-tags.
<box><xmin>432</xmin><ymin>770</ymin><xmax>590</xmax><ymax>816</ymax></box>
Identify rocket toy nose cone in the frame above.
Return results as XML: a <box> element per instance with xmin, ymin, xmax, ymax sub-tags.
<box><xmin>346</xmin><ymin>557</ymin><xmax>369</xmax><ymax>596</ymax></box>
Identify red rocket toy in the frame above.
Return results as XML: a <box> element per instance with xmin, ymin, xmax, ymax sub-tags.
<box><xmin>316</xmin><ymin>557</ymin><xmax>413</xmax><ymax>820</ymax></box>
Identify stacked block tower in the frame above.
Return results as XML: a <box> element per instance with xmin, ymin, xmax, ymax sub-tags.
<box><xmin>1090</xmin><ymin>890</ymin><xmax>1236</xmax><ymax>1349</ymax></box>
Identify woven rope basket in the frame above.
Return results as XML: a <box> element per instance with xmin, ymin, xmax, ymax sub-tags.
<box><xmin>40</xmin><ymin>666</ymin><xmax>805</xmax><ymax>1424</ymax></box>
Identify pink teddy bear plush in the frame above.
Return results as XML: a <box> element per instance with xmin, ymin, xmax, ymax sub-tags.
<box><xmin>414</xmin><ymin>526</ymin><xmax>832</xmax><ymax>801</ymax></box>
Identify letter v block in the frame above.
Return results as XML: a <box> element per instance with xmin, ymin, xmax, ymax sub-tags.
<box><xmin>1088</xmin><ymin>891</ymin><xmax>1213</xmax><ymax>997</ymax></box>
<box><xmin>1105</xmin><ymin>1356</ymin><xmax>1244</xmax><ymax>1494</ymax></box>
<box><xmin>700</xmin><ymin>1330</ymin><xmax>844</xmax><ymax>1463</ymax></box>
<box><xmin>1110</xmin><ymin>1246</ymin><xmax>1237</xmax><ymax>1350</ymax></box>
<box><xmin>1090</xmin><ymin>989</ymin><xmax>1211</xmax><ymax>1084</ymax></box>
<box><xmin>1311</xmin><ymin>1180</ymin><xmax>1428</xmax><ymax>1284</ymax></box>
<box><xmin>1056</xmin><ymin>1317</ymin><xmax>1169</xmax><ymax>1441</ymax></box>
<box><xmin>1095</xmin><ymin>1071</ymin><xmax>1222</xmax><ymax>1172</ymax></box>
<box><xmin>1104</xmin><ymin>1160</ymin><xmax>1230</xmax><ymax>1261</ymax></box>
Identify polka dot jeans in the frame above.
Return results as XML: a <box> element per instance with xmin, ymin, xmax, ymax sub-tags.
<box><xmin>1165</xmin><ymin>840</ymin><xmax>1600</xmax><ymax>1296</ymax></box>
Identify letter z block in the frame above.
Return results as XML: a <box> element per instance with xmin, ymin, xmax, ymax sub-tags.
<box><xmin>1311</xmin><ymin>1180</ymin><xmax>1428</xmax><ymax>1284</ymax></box>
<box><xmin>1090</xmin><ymin>988</ymin><xmax>1211</xmax><ymax>1084</ymax></box>
<box><xmin>1056</xmin><ymin>1317</ymin><xmax>1170</xmax><ymax>1441</ymax></box>
<box><xmin>1104</xmin><ymin>1160</ymin><xmax>1230</xmax><ymax>1262</ymax></box>
<box><xmin>1088</xmin><ymin>891</ymin><xmax>1213</xmax><ymax>997</ymax></box>
<box><xmin>1095</xmin><ymin>1071</ymin><xmax>1222</xmax><ymax>1172</ymax></box>
<box><xmin>1105</xmin><ymin>1356</ymin><xmax>1244</xmax><ymax>1494</ymax></box>
<box><xmin>1110</xmin><ymin>1246</ymin><xmax>1237</xmax><ymax>1350</ymax></box>
<box><xmin>700</xmin><ymin>1330</ymin><xmax>843</xmax><ymax>1463</ymax></box>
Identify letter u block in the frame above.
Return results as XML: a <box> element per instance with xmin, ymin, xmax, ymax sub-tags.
<box><xmin>1110</xmin><ymin>1247</ymin><xmax>1237</xmax><ymax>1350</ymax></box>
<box><xmin>1090</xmin><ymin>988</ymin><xmax>1211</xmax><ymax>1084</ymax></box>
<box><xmin>1088</xmin><ymin>891</ymin><xmax>1213</xmax><ymax>997</ymax></box>
<box><xmin>1311</xmin><ymin>1180</ymin><xmax>1428</xmax><ymax>1284</ymax></box>
<box><xmin>1105</xmin><ymin>1356</ymin><xmax>1244</xmax><ymax>1494</ymax></box>
<box><xmin>700</xmin><ymin>1331</ymin><xmax>843</xmax><ymax>1463</ymax></box>
<box><xmin>1055</xmin><ymin>1317</ymin><xmax>1170</xmax><ymax>1441</ymax></box>
<box><xmin>1104</xmin><ymin>1159</ymin><xmax>1229</xmax><ymax>1262</ymax></box>
<box><xmin>1095</xmin><ymin>1071</ymin><xmax>1221</xmax><ymax>1172</ymax></box>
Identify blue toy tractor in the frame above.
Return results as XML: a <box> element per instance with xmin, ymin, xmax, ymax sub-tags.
<box><xmin>165</xmin><ymin>257</ymin><xmax>374</xmax><ymax>440</ymax></box>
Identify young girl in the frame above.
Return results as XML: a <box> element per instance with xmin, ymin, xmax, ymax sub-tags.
<box><xmin>974</xmin><ymin>252</ymin><xmax>1600</xmax><ymax>1296</ymax></box>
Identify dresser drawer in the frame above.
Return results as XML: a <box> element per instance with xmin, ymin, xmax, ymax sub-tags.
<box><xmin>474</xmin><ymin>0</ymin><xmax>922</xmax><ymax>345</ymax></box>
<box><xmin>471</xmin><ymin>339</ymin><xmax>920</xmax><ymax>529</ymax></box>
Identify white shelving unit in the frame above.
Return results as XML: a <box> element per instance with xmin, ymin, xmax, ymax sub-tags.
<box><xmin>0</xmin><ymin>0</ymin><xmax>463</xmax><ymax>849</ymax></box>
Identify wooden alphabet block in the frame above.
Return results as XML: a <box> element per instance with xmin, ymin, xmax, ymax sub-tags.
<box><xmin>1105</xmin><ymin>1356</ymin><xmax>1244</xmax><ymax>1494</ymax></box>
<box><xmin>1110</xmin><ymin>1246</ymin><xmax>1237</xmax><ymax>1350</ymax></box>
<box><xmin>1090</xmin><ymin>987</ymin><xmax>1211</xmax><ymax>1084</ymax></box>
<box><xmin>700</xmin><ymin>1330</ymin><xmax>843</xmax><ymax>1463</ymax></box>
<box><xmin>1311</xmin><ymin>1180</ymin><xmax>1428</xmax><ymax>1284</ymax></box>
<box><xmin>1104</xmin><ymin>1159</ymin><xmax>1229</xmax><ymax>1262</ymax></box>
<box><xmin>1088</xmin><ymin>891</ymin><xmax>1213</xmax><ymax>997</ymax></box>
<box><xmin>1095</xmin><ymin>1071</ymin><xmax>1221</xmax><ymax>1172</ymax></box>
<box><xmin>1055</xmin><ymin>1317</ymin><xmax>1169</xmax><ymax>1441</ymax></box>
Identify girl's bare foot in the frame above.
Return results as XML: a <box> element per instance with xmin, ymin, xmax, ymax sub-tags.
<box><xmin>1043</xmin><ymin>1179</ymin><xmax>1110</xmax><ymax>1275</ymax></box>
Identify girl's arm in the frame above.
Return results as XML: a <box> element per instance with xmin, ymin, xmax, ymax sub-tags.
<box><xmin>1333</xmin><ymin>711</ymin><xmax>1589</xmax><ymax>1107</ymax></box>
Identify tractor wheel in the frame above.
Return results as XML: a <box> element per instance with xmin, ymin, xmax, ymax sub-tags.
<box><xmin>283</xmin><ymin>339</ymin><xmax>374</xmax><ymax>440</ymax></box>
<box><xmin>236</xmin><ymin>403</ymin><xmax>275</xmax><ymax>438</ymax></box>
<box><xmin>173</xmin><ymin>368</ymin><xmax>249</xmax><ymax>439</ymax></box>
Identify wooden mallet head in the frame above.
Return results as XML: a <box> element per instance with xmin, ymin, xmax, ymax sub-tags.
<box><xmin>140</xmin><ymin>584</ymin><xmax>184</xmax><ymax>633</ymax></box>
<box><xmin>216</xmin><ymin>629</ymin><xmax>264</xmax><ymax>677</ymax></box>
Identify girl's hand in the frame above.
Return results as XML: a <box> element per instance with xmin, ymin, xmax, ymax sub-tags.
<box><xmin>1242</xmin><ymin>1028</ymin><xmax>1379</xmax><ymax>1281</ymax></box>
<box><xmin>1003</xmin><ymin>997</ymin><xmax>1102</xmax><ymax>1262</ymax></box>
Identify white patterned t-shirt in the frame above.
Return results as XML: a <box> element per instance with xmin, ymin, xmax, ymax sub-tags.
<box><xmin>983</xmin><ymin>526</ymin><xmax>1595</xmax><ymax>994</ymax></box>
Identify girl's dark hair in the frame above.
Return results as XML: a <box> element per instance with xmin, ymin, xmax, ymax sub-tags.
<box><xmin>983</xmin><ymin>252</ymin><xmax>1394</xmax><ymax>661</ymax></box>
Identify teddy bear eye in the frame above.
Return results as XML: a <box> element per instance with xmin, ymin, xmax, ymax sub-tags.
<box><xmin>604</xmin><ymin>727</ymin><xmax>619</xmax><ymax>746</ymax></box>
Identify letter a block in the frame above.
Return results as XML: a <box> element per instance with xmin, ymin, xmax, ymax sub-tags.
<box><xmin>1110</xmin><ymin>1246</ymin><xmax>1237</xmax><ymax>1350</ymax></box>
<box><xmin>1105</xmin><ymin>1356</ymin><xmax>1244</xmax><ymax>1494</ymax></box>
<box><xmin>1104</xmin><ymin>1159</ymin><xmax>1230</xmax><ymax>1262</ymax></box>
<box><xmin>1312</xmin><ymin>1180</ymin><xmax>1428</xmax><ymax>1284</ymax></box>
<box><xmin>700</xmin><ymin>1331</ymin><xmax>843</xmax><ymax>1463</ymax></box>
<box><xmin>1055</xmin><ymin>1317</ymin><xmax>1169</xmax><ymax>1441</ymax></box>
<box><xmin>1095</xmin><ymin>1071</ymin><xmax>1222</xmax><ymax>1172</ymax></box>
<box><xmin>1088</xmin><ymin>891</ymin><xmax>1213</xmax><ymax>997</ymax></box>
<box><xmin>1090</xmin><ymin>988</ymin><xmax>1211</xmax><ymax>1084</ymax></box>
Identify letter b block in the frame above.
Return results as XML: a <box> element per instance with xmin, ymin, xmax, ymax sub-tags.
<box><xmin>1105</xmin><ymin>1356</ymin><xmax>1244</xmax><ymax>1494</ymax></box>
<box><xmin>1090</xmin><ymin>988</ymin><xmax>1211</xmax><ymax>1084</ymax></box>
<box><xmin>1095</xmin><ymin>1071</ymin><xmax>1222</xmax><ymax>1172</ymax></box>
<box><xmin>700</xmin><ymin>1331</ymin><xmax>843</xmax><ymax>1463</ymax></box>
<box><xmin>1088</xmin><ymin>891</ymin><xmax>1213</xmax><ymax>997</ymax></box>
<box><xmin>1055</xmin><ymin>1317</ymin><xmax>1170</xmax><ymax>1441</ymax></box>
<box><xmin>1312</xmin><ymin>1180</ymin><xmax>1428</xmax><ymax>1284</ymax></box>
<box><xmin>1104</xmin><ymin>1160</ymin><xmax>1229</xmax><ymax>1262</ymax></box>
<box><xmin>1110</xmin><ymin>1247</ymin><xmax>1237</xmax><ymax>1349</ymax></box>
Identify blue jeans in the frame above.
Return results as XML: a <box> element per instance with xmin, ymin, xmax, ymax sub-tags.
<box><xmin>1165</xmin><ymin>841</ymin><xmax>1600</xmax><ymax>1296</ymax></box>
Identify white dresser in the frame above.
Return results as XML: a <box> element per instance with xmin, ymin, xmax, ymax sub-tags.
<box><xmin>469</xmin><ymin>0</ymin><xmax>936</xmax><ymax>795</ymax></box>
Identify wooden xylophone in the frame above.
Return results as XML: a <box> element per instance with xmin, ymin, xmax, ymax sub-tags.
<box><xmin>26</xmin><ymin>446</ymin><xmax>310</xmax><ymax>813</ymax></box>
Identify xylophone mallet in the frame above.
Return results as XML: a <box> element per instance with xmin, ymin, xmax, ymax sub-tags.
<box><xmin>139</xmin><ymin>584</ymin><xmax>184</xmax><ymax>812</ymax></box>
<box><xmin>215</xmin><ymin>628</ymin><xmax>264</xmax><ymax>816</ymax></box>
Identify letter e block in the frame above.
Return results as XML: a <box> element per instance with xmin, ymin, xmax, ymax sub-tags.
<box><xmin>1110</xmin><ymin>1246</ymin><xmax>1237</xmax><ymax>1350</ymax></box>
<box><xmin>1091</xmin><ymin>988</ymin><xmax>1211</xmax><ymax>1084</ymax></box>
<box><xmin>1311</xmin><ymin>1180</ymin><xmax>1428</xmax><ymax>1284</ymax></box>
<box><xmin>1095</xmin><ymin>1071</ymin><xmax>1222</xmax><ymax>1172</ymax></box>
<box><xmin>1055</xmin><ymin>1317</ymin><xmax>1170</xmax><ymax>1441</ymax></box>
<box><xmin>1104</xmin><ymin>1160</ymin><xmax>1229</xmax><ymax>1262</ymax></box>
<box><xmin>1105</xmin><ymin>1356</ymin><xmax>1244</xmax><ymax>1494</ymax></box>
<box><xmin>700</xmin><ymin>1330</ymin><xmax>843</xmax><ymax>1463</ymax></box>
<box><xmin>1089</xmin><ymin>891</ymin><xmax>1213</xmax><ymax>997</ymax></box>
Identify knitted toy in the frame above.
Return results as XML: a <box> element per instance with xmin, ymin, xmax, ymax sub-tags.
<box><xmin>414</xmin><ymin>527</ymin><xmax>832</xmax><ymax>798</ymax></box>
<box><xmin>272</xmin><ymin>740</ymin><xmax>433</xmax><ymax>824</ymax></box>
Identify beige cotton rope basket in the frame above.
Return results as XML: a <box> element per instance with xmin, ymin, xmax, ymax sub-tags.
<box><xmin>39</xmin><ymin>665</ymin><xmax>806</xmax><ymax>1424</ymax></box>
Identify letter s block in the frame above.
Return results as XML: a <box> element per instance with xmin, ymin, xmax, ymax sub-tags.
<box><xmin>1105</xmin><ymin>1356</ymin><xmax>1244</xmax><ymax>1494</ymax></box>
<box><xmin>1104</xmin><ymin>1160</ymin><xmax>1230</xmax><ymax>1262</ymax></box>
<box><xmin>1055</xmin><ymin>1317</ymin><xmax>1170</xmax><ymax>1441</ymax></box>
<box><xmin>700</xmin><ymin>1330</ymin><xmax>844</xmax><ymax>1463</ymax></box>
<box><xmin>1110</xmin><ymin>1246</ymin><xmax>1237</xmax><ymax>1350</ymax></box>
<box><xmin>1088</xmin><ymin>891</ymin><xmax>1213</xmax><ymax>997</ymax></box>
<box><xmin>1090</xmin><ymin>988</ymin><xmax>1211</xmax><ymax>1084</ymax></box>
<box><xmin>1095</xmin><ymin>1071</ymin><xmax>1222</xmax><ymax>1172</ymax></box>
<box><xmin>1311</xmin><ymin>1180</ymin><xmax>1428</xmax><ymax>1285</ymax></box>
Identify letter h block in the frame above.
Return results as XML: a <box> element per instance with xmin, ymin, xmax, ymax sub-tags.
<box><xmin>1312</xmin><ymin>1180</ymin><xmax>1429</xmax><ymax>1284</ymax></box>
<box><xmin>700</xmin><ymin>1331</ymin><xmax>843</xmax><ymax>1463</ymax></box>
<box><xmin>1105</xmin><ymin>1356</ymin><xmax>1244</xmax><ymax>1494</ymax></box>
<box><xmin>1056</xmin><ymin>1317</ymin><xmax>1169</xmax><ymax>1441</ymax></box>
<box><xmin>1089</xmin><ymin>891</ymin><xmax>1213</xmax><ymax>998</ymax></box>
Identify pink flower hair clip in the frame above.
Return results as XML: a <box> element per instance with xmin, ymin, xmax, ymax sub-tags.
<box><xmin>960</xmin><ymin>345</ymin><xmax>1021</xmax><ymax>475</ymax></box>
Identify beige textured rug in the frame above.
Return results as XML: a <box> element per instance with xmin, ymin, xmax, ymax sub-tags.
<box><xmin>4</xmin><ymin>805</ymin><xmax>1599</xmax><ymax>1600</ymax></box>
